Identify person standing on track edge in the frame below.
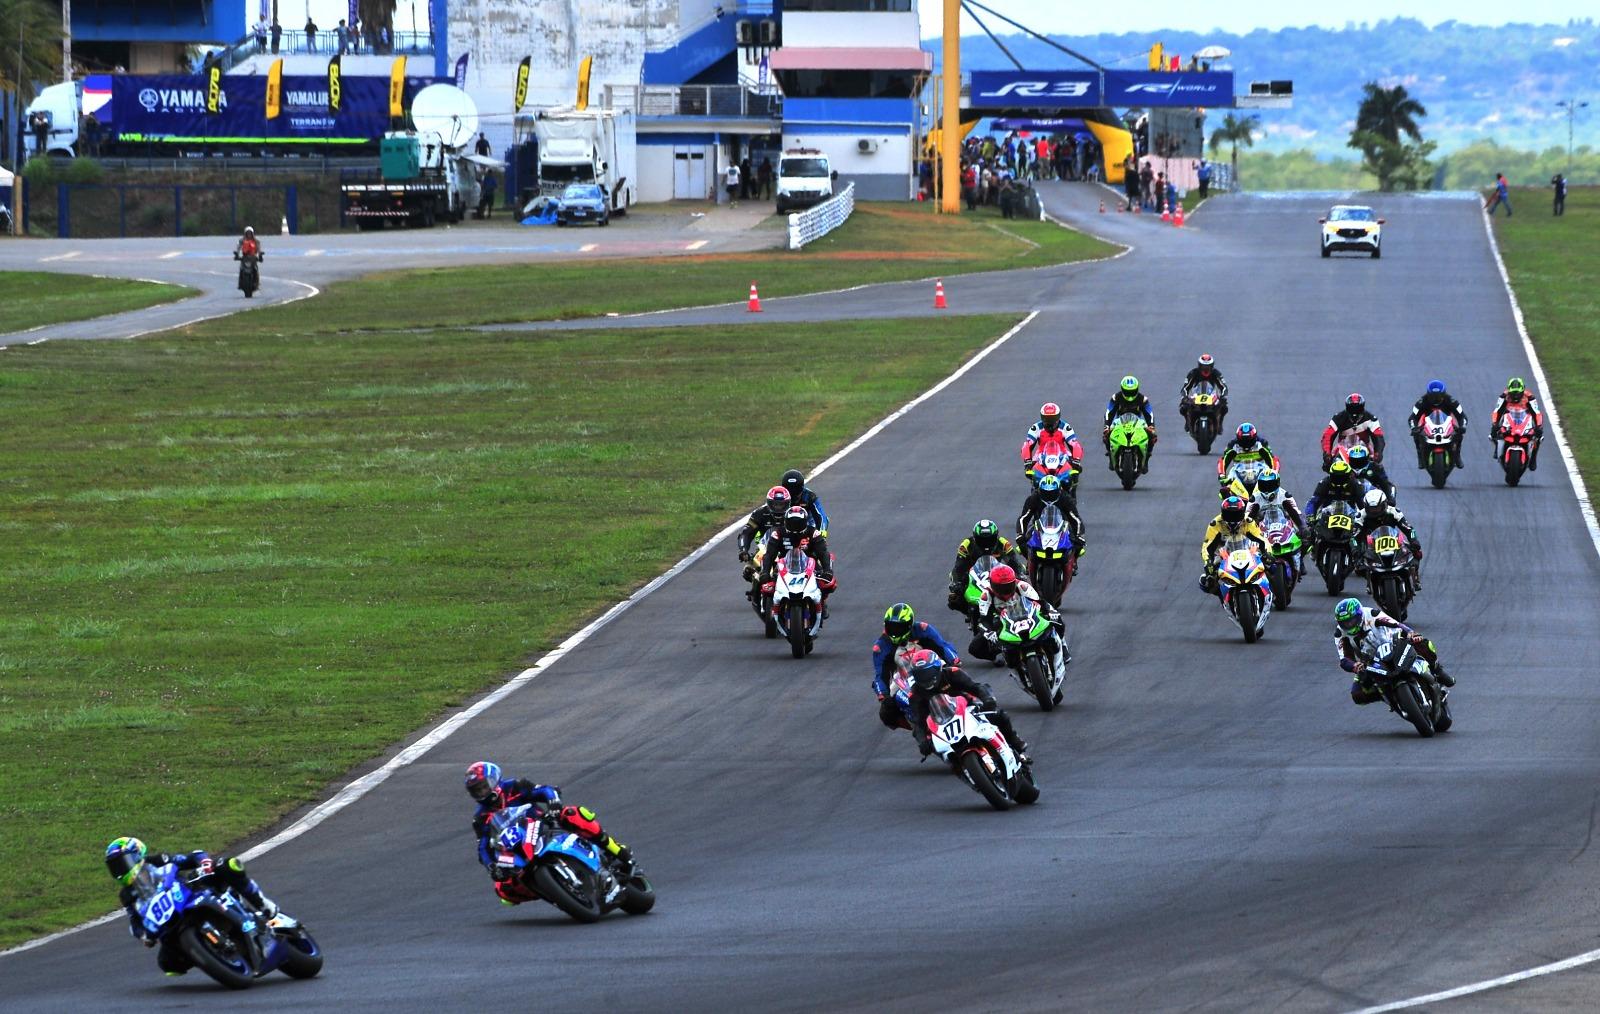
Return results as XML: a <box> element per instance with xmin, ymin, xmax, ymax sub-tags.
<box><xmin>1485</xmin><ymin>172</ymin><xmax>1511</xmax><ymax>216</ymax></box>
<box><xmin>1551</xmin><ymin>174</ymin><xmax>1567</xmax><ymax>216</ymax></box>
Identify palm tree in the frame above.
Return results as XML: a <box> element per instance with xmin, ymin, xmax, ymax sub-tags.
<box><xmin>0</xmin><ymin>0</ymin><xmax>64</xmax><ymax>107</ymax></box>
<box><xmin>1208</xmin><ymin>113</ymin><xmax>1260</xmax><ymax>189</ymax></box>
<box><xmin>1354</xmin><ymin>82</ymin><xmax>1427</xmax><ymax>145</ymax></box>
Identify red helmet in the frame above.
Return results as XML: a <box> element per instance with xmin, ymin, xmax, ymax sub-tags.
<box><xmin>989</xmin><ymin>564</ymin><xmax>1019</xmax><ymax>600</ymax></box>
<box><xmin>1039</xmin><ymin>402</ymin><xmax>1061</xmax><ymax>432</ymax></box>
<box><xmin>1197</xmin><ymin>354</ymin><xmax>1215</xmax><ymax>374</ymax></box>
<box><xmin>766</xmin><ymin>485</ymin><xmax>791</xmax><ymax>512</ymax></box>
<box><xmin>1346</xmin><ymin>392</ymin><xmax>1365</xmax><ymax>410</ymax></box>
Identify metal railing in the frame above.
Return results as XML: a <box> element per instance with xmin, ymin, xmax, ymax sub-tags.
<box><xmin>788</xmin><ymin>183</ymin><xmax>854</xmax><ymax>250</ymax></box>
<box><xmin>217</xmin><ymin>29</ymin><xmax>434</xmax><ymax>71</ymax></box>
<box><xmin>606</xmin><ymin>84</ymin><xmax>781</xmax><ymax>120</ymax></box>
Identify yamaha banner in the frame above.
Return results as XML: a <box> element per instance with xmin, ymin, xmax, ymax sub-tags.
<box><xmin>1103</xmin><ymin>70</ymin><xmax>1234</xmax><ymax>107</ymax></box>
<box><xmin>968</xmin><ymin>70</ymin><xmax>1101</xmax><ymax>108</ymax></box>
<box><xmin>110</xmin><ymin>74</ymin><xmax>439</xmax><ymax>145</ymax></box>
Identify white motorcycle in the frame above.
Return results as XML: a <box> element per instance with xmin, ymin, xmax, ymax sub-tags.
<box><xmin>771</xmin><ymin>547</ymin><xmax>824</xmax><ymax>659</ymax></box>
<box><xmin>924</xmin><ymin>692</ymin><xmax>1039</xmax><ymax>810</ymax></box>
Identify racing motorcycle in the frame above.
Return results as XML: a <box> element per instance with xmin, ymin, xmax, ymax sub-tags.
<box><xmin>486</xmin><ymin>804</ymin><xmax>655</xmax><ymax>923</ymax></box>
<box><xmin>1184</xmin><ymin>381</ymin><xmax>1223</xmax><ymax>454</ymax></box>
<box><xmin>1496</xmin><ymin>408</ymin><xmax>1539</xmax><ymax>487</ymax></box>
<box><xmin>1312</xmin><ymin>499</ymin><xmax>1361</xmax><ymax>595</ymax></box>
<box><xmin>1361</xmin><ymin>524</ymin><xmax>1415</xmax><ymax>620</ymax></box>
<box><xmin>125</xmin><ymin>862</ymin><xmax>321</xmax><ymax>989</ymax></box>
<box><xmin>1256</xmin><ymin>503</ymin><xmax>1302</xmax><ymax>609</ymax></box>
<box><xmin>235</xmin><ymin>250</ymin><xmax>262</xmax><ymax>298</ymax></box>
<box><xmin>1212</xmin><ymin>535</ymin><xmax>1272</xmax><ymax>643</ymax></box>
<box><xmin>1360</xmin><ymin>626</ymin><xmax>1452</xmax><ymax>737</ymax></box>
<box><xmin>1108</xmin><ymin>412</ymin><xmax>1152</xmax><ymax>490</ymax></box>
<box><xmin>992</xmin><ymin>592</ymin><xmax>1067</xmax><ymax>710</ymax></box>
<box><xmin>923</xmin><ymin>692</ymin><xmax>1039</xmax><ymax>810</ymax></box>
<box><xmin>1420</xmin><ymin>409</ymin><xmax>1459</xmax><ymax>489</ymax></box>
<box><xmin>769</xmin><ymin>547</ymin><xmax>825</xmax><ymax>659</ymax></box>
<box><xmin>1023</xmin><ymin>504</ymin><xmax>1075</xmax><ymax>607</ymax></box>
<box><xmin>1028</xmin><ymin>447</ymin><xmax>1077</xmax><ymax>481</ymax></box>
<box><xmin>1223</xmin><ymin>458</ymin><xmax>1269</xmax><ymax>496</ymax></box>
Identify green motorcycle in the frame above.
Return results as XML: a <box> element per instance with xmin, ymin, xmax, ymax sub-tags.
<box><xmin>993</xmin><ymin>594</ymin><xmax>1068</xmax><ymax>711</ymax></box>
<box><xmin>1108</xmin><ymin>412</ymin><xmax>1152</xmax><ymax>490</ymax></box>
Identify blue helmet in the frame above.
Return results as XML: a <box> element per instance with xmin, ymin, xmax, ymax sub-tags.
<box><xmin>1036</xmin><ymin>474</ymin><xmax>1063</xmax><ymax>502</ymax></box>
<box><xmin>1235</xmin><ymin>422</ymin><xmax>1258</xmax><ymax>448</ymax></box>
<box><xmin>1426</xmin><ymin>380</ymin><xmax>1446</xmax><ymax>395</ymax></box>
<box><xmin>465</xmin><ymin>761</ymin><xmax>502</xmax><ymax>803</ymax></box>
<box><xmin>907</xmin><ymin>648</ymin><xmax>946</xmax><ymax>692</ymax></box>
<box><xmin>1334</xmin><ymin>597</ymin><xmax>1365</xmax><ymax>635</ymax></box>
<box><xmin>105</xmin><ymin>836</ymin><xmax>148</xmax><ymax>886</ymax></box>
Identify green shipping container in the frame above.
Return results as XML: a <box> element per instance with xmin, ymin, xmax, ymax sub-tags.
<box><xmin>381</xmin><ymin>135</ymin><xmax>421</xmax><ymax>181</ymax></box>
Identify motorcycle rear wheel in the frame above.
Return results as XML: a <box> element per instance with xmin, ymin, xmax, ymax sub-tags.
<box><xmin>1268</xmin><ymin>565</ymin><xmax>1289</xmax><ymax>610</ymax></box>
<box><xmin>533</xmin><ymin>860</ymin><xmax>605</xmax><ymax>923</ymax></box>
<box><xmin>1024</xmin><ymin>654</ymin><xmax>1054</xmax><ymax>711</ymax></box>
<box><xmin>760</xmin><ymin>590</ymin><xmax>777</xmax><ymax>639</ymax></box>
<box><xmin>179</xmin><ymin>924</ymin><xmax>255</xmax><ymax>990</ymax></box>
<box><xmin>960</xmin><ymin>750</ymin><xmax>1013</xmax><ymax>810</ymax></box>
<box><xmin>1033</xmin><ymin>564</ymin><xmax>1061</xmax><ymax>607</ymax></box>
<box><xmin>787</xmin><ymin>602</ymin><xmax>807</xmax><ymax>659</ymax></box>
<box><xmin>1392</xmin><ymin>681</ymin><xmax>1435</xmax><ymax>737</ymax></box>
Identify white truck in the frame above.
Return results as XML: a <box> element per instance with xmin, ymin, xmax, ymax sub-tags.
<box><xmin>523</xmin><ymin>107</ymin><xmax>637</xmax><ymax>215</ymax></box>
<box><xmin>341</xmin><ymin>131</ymin><xmax>479</xmax><ymax>229</ymax></box>
<box><xmin>775</xmin><ymin>149</ymin><xmax>834</xmax><ymax>214</ymax></box>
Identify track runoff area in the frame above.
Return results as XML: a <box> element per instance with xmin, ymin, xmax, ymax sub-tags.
<box><xmin>5</xmin><ymin>187</ymin><xmax>1600</xmax><ymax>1011</ymax></box>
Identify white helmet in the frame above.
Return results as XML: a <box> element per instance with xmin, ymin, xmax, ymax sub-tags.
<box><xmin>1362</xmin><ymin>488</ymin><xmax>1387</xmax><ymax>511</ymax></box>
<box><xmin>243</xmin><ymin>226</ymin><xmax>255</xmax><ymax>237</ymax></box>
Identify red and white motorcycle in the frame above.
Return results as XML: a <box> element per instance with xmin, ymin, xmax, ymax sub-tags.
<box><xmin>1420</xmin><ymin>409</ymin><xmax>1459</xmax><ymax>488</ymax></box>
<box><xmin>925</xmin><ymin>693</ymin><xmax>1039</xmax><ymax>810</ymax></box>
<box><xmin>769</xmin><ymin>547</ymin><xmax>824</xmax><ymax>659</ymax></box>
<box><xmin>1495</xmin><ymin>408</ymin><xmax>1539</xmax><ymax>487</ymax></box>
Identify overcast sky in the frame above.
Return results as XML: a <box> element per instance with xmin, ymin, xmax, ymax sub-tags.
<box><xmin>918</xmin><ymin>1</ymin><xmax>1594</xmax><ymax>38</ymax></box>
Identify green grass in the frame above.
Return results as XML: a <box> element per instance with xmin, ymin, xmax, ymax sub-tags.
<box><xmin>0</xmin><ymin>272</ymin><xmax>195</xmax><ymax>334</ymax></box>
<box><xmin>180</xmin><ymin>201</ymin><xmax>1113</xmax><ymax>337</ymax></box>
<box><xmin>0</xmin><ymin>311</ymin><xmax>1022</xmax><ymax>947</ymax></box>
<box><xmin>1493</xmin><ymin>186</ymin><xmax>1600</xmax><ymax>487</ymax></box>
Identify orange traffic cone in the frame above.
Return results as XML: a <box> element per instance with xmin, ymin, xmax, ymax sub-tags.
<box><xmin>1099</xmin><ymin>199</ymin><xmax>1106</xmax><ymax>213</ymax></box>
<box><xmin>747</xmin><ymin>282</ymin><xmax>762</xmax><ymax>313</ymax></box>
<box><xmin>1174</xmin><ymin>202</ymin><xmax>1185</xmax><ymax>228</ymax></box>
<box><xmin>1118</xmin><ymin>202</ymin><xmax>1127</xmax><ymax>213</ymax></box>
<box><xmin>1133</xmin><ymin>202</ymin><xmax>1141</xmax><ymax>215</ymax></box>
<box><xmin>1160</xmin><ymin>200</ymin><xmax>1172</xmax><ymax>222</ymax></box>
<box><xmin>934</xmin><ymin>279</ymin><xmax>948</xmax><ymax>310</ymax></box>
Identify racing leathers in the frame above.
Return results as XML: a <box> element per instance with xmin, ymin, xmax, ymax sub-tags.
<box><xmin>790</xmin><ymin>486</ymin><xmax>830</xmax><ymax>535</ymax></box>
<box><xmin>1217</xmin><ymin>436</ymin><xmax>1280</xmax><ymax>483</ymax></box>
<box><xmin>1103</xmin><ymin>391</ymin><xmax>1157</xmax><ymax>466</ymax></box>
<box><xmin>1408</xmin><ymin>391</ymin><xmax>1468</xmax><ymax>470</ymax></box>
<box><xmin>1180</xmin><ymin>367</ymin><xmax>1229</xmax><ymax>431</ymax></box>
<box><xmin>757</xmin><ymin>525</ymin><xmax>836</xmax><ymax>611</ymax></box>
<box><xmin>119</xmin><ymin>851</ymin><xmax>275</xmax><ymax>972</ymax></box>
<box><xmin>1249</xmin><ymin>487</ymin><xmax>1309</xmax><ymax>568</ymax></box>
<box><xmin>1335</xmin><ymin>607</ymin><xmax>1452</xmax><ymax>704</ymax></box>
<box><xmin>1490</xmin><ymin>390</ymin><xmax>1546</xmax><ymax>470</ymax></box>
<box><xmin>872</xmin><ymin>621</ymin><xmax>961</xmax><ymax>729</ymax></box>
<box><xmin>907</xmin><ymin>663</ymin><xmax>1028</xmax><ymax>759</ymax></box>
<box><xmin>471</xmin><ymin>777</ymin><xmax>632</xmax><ymax>903</ymax></box>
<box><xmin>1305</xmin><ymin>472</ymin><xmax>1367</xmax><ymax>518</ymax></box>
<box><xmin>948</xmin><ymin>535</ymin><xmax>1027</xmax><ymax>611</ymax></box>
<box><xmin>1199</xmin><ymin>515</ymin><xmax>1269</xmax><ymax>594</ymax></box>
<box><xmin>1357</xmin><ymin>500</ymin><xmax>1423</xmax><ymax>587</ymax></box>
<box><xmin>969</xmin><ymin>580</ymin><xmax>1070</xmax><ymax>669</ymax></box>
<box><xmin>1020</xmin><ymin>421</ymin><xmax>1084</xmax><ymax>480</ymax></box>
<box><xmin>736</xmin><ymin>502</ymin><xmax>786</xmax><ymax>576</ymax></box>
<box><xmin>1016</xmin><ymin>481</ymin><xmax>1087</xmax><ymax>555</ymax></box>
<box><xmin>1322</xmin><ymin>406</ymin><xmax>1387</xmax><ymax>466</ymax></box>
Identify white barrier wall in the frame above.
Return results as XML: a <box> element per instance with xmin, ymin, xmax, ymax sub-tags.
<box><xmin>788</xmin><ymin>182</ymin><xmax>855</xmax><ymax>250</ymax></box>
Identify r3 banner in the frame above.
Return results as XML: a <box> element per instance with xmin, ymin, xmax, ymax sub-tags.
<box><xmin>968</xmin><ymin>70</ymin><xmax>1235</xmax><ymax>109</ymax></box>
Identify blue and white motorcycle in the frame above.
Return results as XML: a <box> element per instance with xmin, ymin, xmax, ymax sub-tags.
<box><xmin>129</xmin><ymin>862</ymin><xmax>321</xmax><ymax>989</ymax></box>
<box><xmin>487</xmin><ymin>804</ymin><xmax>656</xmax><ymax>923</ymax></box>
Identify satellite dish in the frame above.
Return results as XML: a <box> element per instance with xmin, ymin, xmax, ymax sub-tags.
<box><xmin>412</xmin><ymin>84</ymin><xmax>479</xmax><ymax>149</ymax></box>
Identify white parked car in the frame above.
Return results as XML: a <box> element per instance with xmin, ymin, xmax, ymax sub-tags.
<box><xmin>1320</xmin><ymin>205</ymin><xmax>1384</xmax><ymax>259</ymax></box>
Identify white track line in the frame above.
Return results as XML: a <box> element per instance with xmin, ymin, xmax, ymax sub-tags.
<box><xmin>685</xmin><ymin>239</ymin><xmax>708</xmax><ymax>250</ymax></box>
<box><xmin>39</xmin><ymin>251</ymin><xmax>80</xmax><ymax>262</ymax></box>
<box><xmin>159</xmin><ymin>252</ymin><xmax>181</xmax><ymax>260</ymax></box>
<box><xmin>1344</xmin><ymin>201</ymin><xmax>1600</xmax><ymax>1014</ymax></box>
<box><xmin>0</xmin><ymin>309</ymin><xmax>1041</xmax><ymax>959</ymax></box>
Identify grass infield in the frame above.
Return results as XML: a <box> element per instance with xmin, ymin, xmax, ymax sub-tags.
<box><xmin>0</xmin><ymin>312</ymin><xmax>1022</xmax><ymax>946</ymax></box>
<box><xmin>0</xmin><ymin>272</ymin><xmax>195</xmax><ymax>335</ymax></box>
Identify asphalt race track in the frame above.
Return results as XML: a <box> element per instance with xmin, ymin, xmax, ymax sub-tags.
<box><xmin>6</xmin><ymin>187</ymin><xmax>1600</xmax><ymax>1012</ymax></box>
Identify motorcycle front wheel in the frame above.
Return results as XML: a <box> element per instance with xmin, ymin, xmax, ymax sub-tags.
<box><xmin>959</xmin><ymin>749</ymin><xmax>1013</xmax><ymax>810</ymax></box>
<box><xmin>1117</xmin><ymin>449</ymin><xmax>1139</xmax><ymax>490</ymax></box>
<box><xmin>275</xmin><ymin>926</ymin><xmax>323</xmax><ymax>979</ymax></box>
<box><xmin>178</xmin><ymin>923</ymin><xmax>255</xmax><ymax>989</ymax></box>
<box><xmin>532</xmin><ymin>859</ymin><xmax>605</xmax><ymax>923</ymax></box>
<box><xmin>1392</xmin><ymin>681</ymin><xmax>1435</xmax><ymax>737</ymax></box>
<box><xmin>1235</xmin><ymin>590</ymin><xmax>1261</xmax><ymax>644</ymax></box>
<box><xmin>1023</xmin><ymin>653</ymin><xmax>1054</xmax><ymax>711</ymax></box>
<box><xmin>1428</xmin><ymin>452</ymin><xmax>1451</xmax><ymax>489</ymax></box>
<box><xmin>618</xmin><ymin>875</ymin><xmax>656</xmax><ymax>915</ymax></box>
<box><xmin>1503</xmin><ymin>452</ymin><xmax>1525</xmax><ymax>487</ymax></box>
<box><xmin>1321</xmin><ymin>548</ymin><xmax>1347</xmax><ymax>596</ymax></box>
<box><xmin>787</xmin><ymin>601</ymin><xmax>807</xmax><ymax>659</ymax></box>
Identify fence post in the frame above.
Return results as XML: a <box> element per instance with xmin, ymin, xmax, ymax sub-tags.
<box><xmin>57</xmin><ymin>183</ymin><xmax>69</xmax><ymax>238</ymax></box>
<box><xmin>118</xmin><ymin>186</ymin><xmax>127</xmax><ymax>237</ymax></box>
<box><xmin>286</xmin><ymin>185</ymin><xmax>299</xmax><ymax>234</ymax></box>
<box><xmin>173</xmin><ymin>186</ymin><xmax>183</xmax><ymax>238</ymax></box>
<box><xmin>230</xmin><ymin>187</ymin><xmax>238</xmax><ymax>233</ymax></box>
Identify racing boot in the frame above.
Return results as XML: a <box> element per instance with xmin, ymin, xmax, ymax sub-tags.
<box><xmin>1433</xmin><ymin>661</ymin><xmax>1455</xmax><ymax>687</ymax></box>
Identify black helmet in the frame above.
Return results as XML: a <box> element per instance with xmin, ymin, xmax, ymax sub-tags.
<box><xmin>781</xmin><ymin>468</ymin><xmax>805</xmax><ymax>503</ymax></box>
<box><xmin>907</xmin><ymin>649</ymin><xmax>945</xmax><ymax>693</ymax></box>
<box><xmin>971</xmin><ymin>519</ymin><xmax>1000</xmax><ymax>554</ymax></box>
<box><xmin>782</xmin><ymin>505</ymin><xmax>811</xmax><ymax>538</ymax></box>
<box><xmin>1220</xmin><ymin>495</ymin><xmax>1247</xmax><ymax>528</ymax></box>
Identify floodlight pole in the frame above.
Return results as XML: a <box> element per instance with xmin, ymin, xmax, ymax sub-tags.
<box><xmin>1556</xmin><ymin>98</ymin><xmax>1587</xmax><ymax>172</ymax></box>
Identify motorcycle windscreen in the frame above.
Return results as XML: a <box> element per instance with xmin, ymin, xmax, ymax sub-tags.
<box><xmin>1036</xmin><ymin>505</ymin><xmax>1068</xmax><ymax>548</ymax></box>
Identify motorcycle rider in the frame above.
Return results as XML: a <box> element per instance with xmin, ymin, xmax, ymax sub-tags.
<box><xmin>1489</xmin><ymin>377</ymin><xmax>1546</xmax><ymax>471</ymax></box>
<box><xmin>234</xmin><ymin>225</ymin><xmax>262</xmax><ymax>261</ymax></box>
<box><xmin>758</xmin><ymin>505</ymin><xmax>837</xmax><ymax>616</ymax></box>
<box><xmin>1305</xmin><ymin>458</ymin><xmax>1366</xmax><ymax>518</ymax></box>
<box><xmin>904</xmin><ymin>648</ymin><xmax>1030</xmax><ymax>763</ymax></box>
<box><xmin>1020</xmin><ymin>401</ymin><xmax>1084</xmax><ymax>480</ymax></box>
<box><xmin>969</xmin><ymin>563</ymin><xmax>1070</xmax><ymax>669</ymax></box>
<box><xmin>106</xmin><ymin>837</ymin><xmax>278</xmax><ymax>973</ymax></box>
<box><xmin>872</xmin><ymin>602</ymin><xmax>961</xmax><ymax>730</ymax></box>
<box><xmin>948</xmin><ymin>519</ymin><xmax>1027</xmax><ymax>612</ymax></box>
<box><xmin>779</xmin><ymin>468</ymin><xmax>830</xmax><ymax>534</ymax></box>
<box><xmin>1103</xmin><ymin>375</ymin><xmax>1157</xmax><ymax>472</ymax></box>
<box><xmin>1333</xmin><ymin>597</ymin><xmax>1453</xmax><ymax>706</ymax></box>
<box><xmin>1408</xmin><ymin>379</ymin><xmax>1468</xmax><ymax>471</ymax></box>
<box><xmin>1247</xmin><ymin>469</ymin><xmax>1310</xmax><ymax>565</ymax></box>
<box><xmin>1216</xmin><ymin>422</ymin><xmax>1280</xmax><ymax>486</ymax></box>
<box><xmin>464</xmin><ymin>761</ymin><xmax>633</xmax><ymax>904</ymax></box>
<box><xmin>1179</xmin><ymin>353</ymin><xmax>1229</xmax><ymax>432</ymax></box>
<box><xmin>1321</xmin><ymin>393</ymin><xmax>1386</xmax><ymax>468</ymax></box>
<box><xmin>736</xmin><ymin>485</ymin><xmax>791</xmax><ymax>582</ymax></box>
<box><xmin>1343</xmin><ymin>445</ymin><xmax>1395</xmax><ymax>501</ymax></box>
<box><xmin>1198</xmin><ymin>495</ymin><xmax>1269</xmax><ymax>595</ymax></box>
<box><xmin>1355</xmin><ymin>488</ymin><xmax>1424</xmax><ymax>589</ymax></box>
<box><xmin>1016</xmin><ymin>473</ymin><xmax>1087</xmax><ymax>557</ymax></box>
